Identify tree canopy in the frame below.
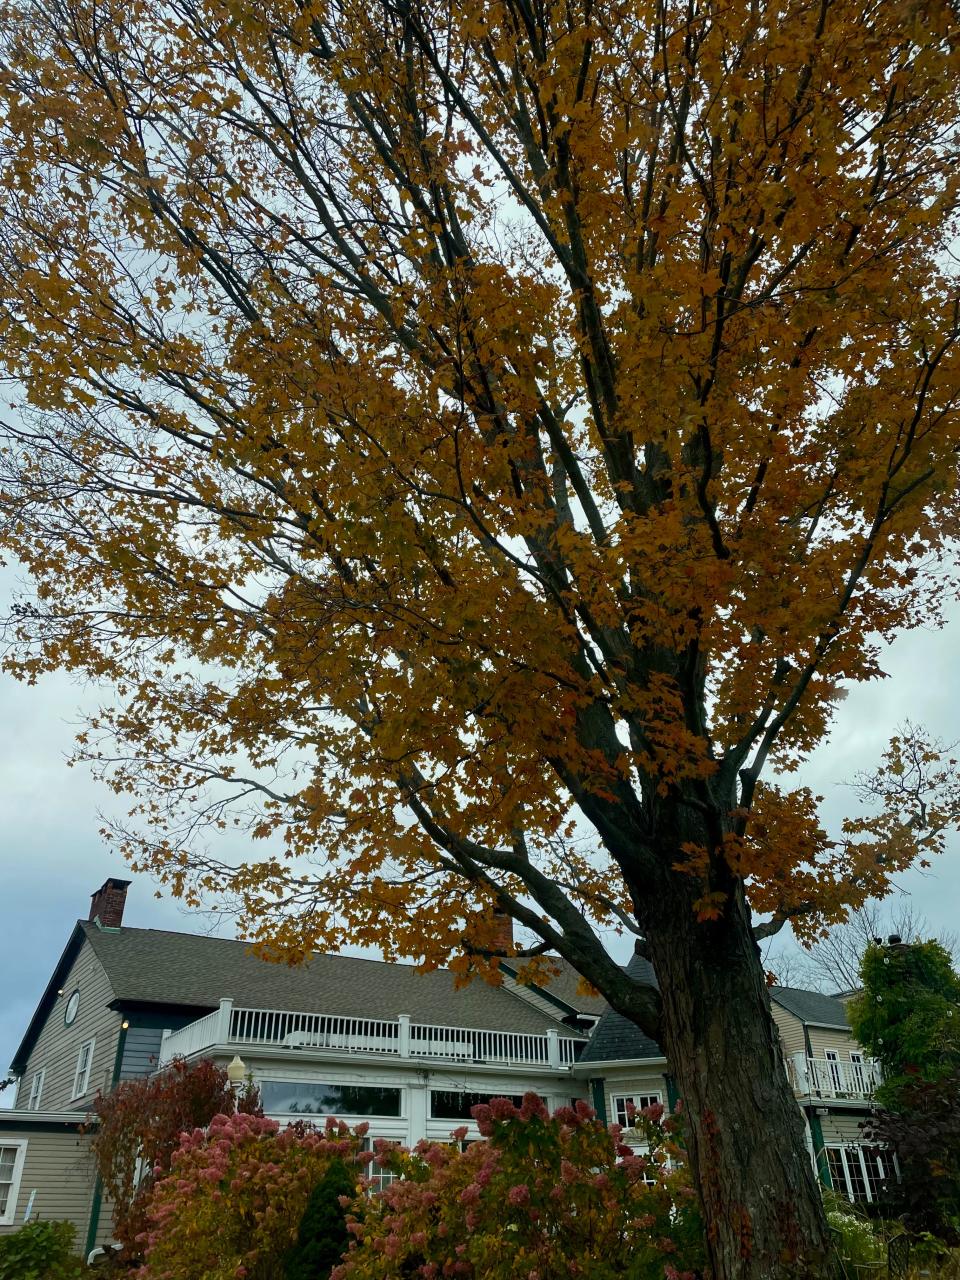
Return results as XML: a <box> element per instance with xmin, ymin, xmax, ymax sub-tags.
<box><xmin>2</xmin><ymin>2</ymin><xmax>960</xmax><ymax>1272</ymax></box>
<box><xmin>0</xmin><ymin>0</ymin><xmax>958</xmax><ymax>979</ymax></box>
<box><xmin>849</xmin><ymin>937</ymin><xmax>960</xmax><ymax>1101</ymax></box>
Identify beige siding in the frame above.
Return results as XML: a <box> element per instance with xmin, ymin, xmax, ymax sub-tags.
<box><xmin>821</xmin><ymin>1113</ymin><xmax>869</xmax><ymax>1145</ymax></box>
<box><xmin>93</xmin><ymin>1190</ymin><xmax>117</xmax><ymax>1251</ymax></box>
<box><xmin>19</xmin><ymin>939</ymin><xmax>121</xmax><ymax>1113</ymax></box>
<box><xmin>598</xmin><ymin>1067</ymin><xmax>670</xmax><ymax>1129</ymax></box>
<box><xmin>0</xmin><ymin>1130</ymin><xmax>97</xmax><ymax>1247</ymax></box>
<box><xmin>770</xmin><ymin>1004</ymin><xmax>806</xmax><ymax>1058</ymax></box>
<box><xmin>807</xmin><ymin>1027</ymin><xmax>866</xmax><ymax>1059</ymax></box>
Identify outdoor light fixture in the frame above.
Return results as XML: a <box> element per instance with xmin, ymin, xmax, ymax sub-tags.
<box><xmin>226</xmin><ymin>1054</ymin><xmax>247</xmax><ymax>1086</ymax></box>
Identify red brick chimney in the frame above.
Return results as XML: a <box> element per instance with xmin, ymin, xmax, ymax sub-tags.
<box><xmin>491</xmin><ymin>911</ymin><xmax>515</xmax><ymax>955</ymax></box>
<box><xmin>88</xmin><ymin>878</ymin><xmax>132</xmax><ymax>929</ymax></box>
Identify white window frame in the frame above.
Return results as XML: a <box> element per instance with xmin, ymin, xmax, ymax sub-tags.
<box><xmin>825</xmin><ymin>1144</ymin><xmax>890</xmax><ymax>1204</ymax></box>
<box><xmin>363</xmin><ymin>1137</ymin><xmax>400</xmax><ymax>1194</ymax></box>
<box><xmin>0</xmin><ymin>1140</ymin><xmax>28</xmax><ymax>1226</ymax></box>
<box><xmin>611</xmin><ymin>1092</ymin><xmax>663</xmax><ymax>1129</ymax></box>
<box><xmin>848</xmin><ymin>1051</ymin><xmax>866</xmax><ymax>1094</ymax></box>
<box><xmin>27</xmin><ymin>1069</ymin><xmax>45</xmax><ymax>1112</ymax></box>
<box><xmin>71</xmin><ymin>1037</ymin><xmax>96</xmax><ymax>1100</ymax></box>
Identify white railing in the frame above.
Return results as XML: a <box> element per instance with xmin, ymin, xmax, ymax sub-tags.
<box><xmin>159</xmin><ymin>1007</ymin><xmax>223</xmax><ymax>1065</ymax></box>
<box><xmin>559</xmin><ymin>1037</ymin><xmax>580</xmax><ymax>1065</ymax></box>
<box><xmin>409</xmin><ymin>1023</ymin><xmax>554</xmax><ymax>1066</ymax></box>
<box><xmin>232</xmin><ymin>1008</ymin><xmax>400</xmax><ymax>1055</ymax></box>
<box><xmin>158</xmin><ymin>999</ymin><xmax>582</xmax><ymax>1071</ymax></box>
<box><xmin>788</xmin><ymin>1052</ymin><xmax>880</xmax><ymax>1100</ymax></box>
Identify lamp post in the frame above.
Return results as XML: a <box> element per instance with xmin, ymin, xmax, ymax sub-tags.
<box><xmin>226</xmin><ymin>1054</ymin><xmax>247</xmax><ymax>1105</ymax></box>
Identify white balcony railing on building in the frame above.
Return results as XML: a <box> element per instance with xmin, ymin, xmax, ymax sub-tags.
<box><xmin>787</xmin><ymin>1052</ymin><xmax>880</xmax><ymax>1100</ymax></box>
<box><xmin>158</xmin><ymin>999</ymin><xmax>584</xmax><ymax>1071</ymax></box>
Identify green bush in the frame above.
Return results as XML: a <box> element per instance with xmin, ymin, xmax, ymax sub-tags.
<box><xmin>0</xmin><ymin>1220</ymin><xmax>84</xmax><ymax>1280</ymax></box>
<box><xmin>285</xmin><ymin>1157</ymin><xmax>358</xmax><ymax>1280</ymax></box>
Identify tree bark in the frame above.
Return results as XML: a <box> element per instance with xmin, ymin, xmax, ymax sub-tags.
<box><xmin>639</xmin><ymin>876</ymin><xmax>836</xmax><ymax>1280</ymax></box>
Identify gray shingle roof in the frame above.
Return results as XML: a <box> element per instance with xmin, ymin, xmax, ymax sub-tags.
<box><xmin>576</xmin><ymin>953</ymin><xmax>664</xmax><ymax>1064</ymax></box>
<box><xmin>80</xmin><ymin>922</ymin><xmax>585</xmax><ymax>1036</ymax></box>
<box><xmin>770</xmin><ymin>985</ymin><xmax>850</xmax><ymax>1028</ymax></box>
<box><xmin>536</xmin><ymin>960</ymin><xmax>609</xmax><ymax>1016</ymax></box>
<box><xmin>500</xmin><ymin>958</ymin><xmax>609</xmax><ymax>1018</ymax></box>
<box><xmin>575</xmin><ymin>964</ymin><xmax>854</xmax><ymax>1066</ymax></box>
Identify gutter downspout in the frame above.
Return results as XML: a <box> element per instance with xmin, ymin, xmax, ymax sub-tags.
<box><xmin>807</xmin><ymin>1107</ymin><xmax>832</xmax><ymax>1189</ymax></box>
<box><xmin>589</xmin><ymin>1077</ymin><xmax>608</xmax><ymax>1124</ymax></box>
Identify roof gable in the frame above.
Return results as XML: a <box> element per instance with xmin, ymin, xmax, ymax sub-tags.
<box><xmin>499</xmin><ymin>958</ymin><xmax>609</xmax><ymax>1020</ymax></box>
<box><xmin>10</xmin><ymin>923</ymin><xmax>116</xmax><ymax>1075</ymax></box>
<box><xmin>770</xmin><ymin>986</ymin><xmax>851</xmax><ymax>1028</ymax></box>
<box><xmin>576</xmin><ymin>953</ymin><xmax>664</xmax><ymax>1065</ymax></box>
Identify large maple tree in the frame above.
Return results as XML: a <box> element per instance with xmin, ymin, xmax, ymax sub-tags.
<box><xmin>1</xmin><ymin>0</ymin><xmax>959</xmax><ymax>1274</ymax></box>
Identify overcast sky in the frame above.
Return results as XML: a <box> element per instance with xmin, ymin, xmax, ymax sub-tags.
<box><xmin>3</xmin><ymin>565</ymin><xmax>959</xmax><ymax>1099</ymax></box>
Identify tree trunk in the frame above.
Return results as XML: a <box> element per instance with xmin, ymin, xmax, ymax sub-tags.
<box><xmin>640</xmin><ymin>876</ymin><xmax>835</xmax><ymax>1280</ymax></box>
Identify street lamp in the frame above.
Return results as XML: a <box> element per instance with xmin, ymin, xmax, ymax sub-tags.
<box><xmin>226</xmin><ymin>1054</ymin><xmax>247</xmax><ymax>1089</ymax></box>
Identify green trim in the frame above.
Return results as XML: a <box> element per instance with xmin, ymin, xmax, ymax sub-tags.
<box><xmin>84</xmin><ymin>1177</ymin><xmax>103</xmax><ymax>1260</ymax></box>
<box><xmin>589</xmin><ymin>1078</ymin><xmax>607</xmax><ymax>1124</ymax></box>
<box><xmin>0</xmin><ymin>1117</ymin><xmax>85</xmax><ymax>1134</ymax></box>
<box><xmin>664</xmin><ymin>1074</ymin><xmax>680</xmax><ymax>1113</ymax></box>
<box><xmin>85</xmin><ymin>1015</ymin><xmax>128</xmax><ymax>1258</ymax></box>
<box><xmin>111</xmin><ymin>1020</ymin><xmax>129</xmax><ymax>1087</ymax></box>
<box><xmin>807</xmin><ymin>1109</ymin><xmax>832</xmax><ymax>1189</ymax></box>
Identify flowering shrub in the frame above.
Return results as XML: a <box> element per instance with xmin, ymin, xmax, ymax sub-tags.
<box><xmin>334</xmin><ymin>1094</ymin><xmax>704</xmax><ymax>1280</ymax></box>
<box><xmin>138</xmin><ymin>1112</ymin><xmax>367</xmax><ymax>1280</ymax></box>
<box><xmin>89</xmin><ymin>1055</ymin><xmax>262</xmax><ymax>1258</ymax></box>
<box><xmin>823</xmin><ymin>1196</ymin><xmax>885</xmax><ymax>1271</ymax></box>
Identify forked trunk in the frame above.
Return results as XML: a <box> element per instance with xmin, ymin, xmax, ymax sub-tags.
<box><xmin>640</xmin><ymin>879</ymin><xmax>835</xmax><ymax>1279</ymax></box>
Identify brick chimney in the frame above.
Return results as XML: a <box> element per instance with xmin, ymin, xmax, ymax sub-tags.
<box><xmin>491</xmin><ymin>911</ymin><xmax>514</xmax><ymax>955</ymax></box>
<box><xmin>88</xmin><ymin>878</ymin><xmax>132</xmax><ymax>929</ymax></box>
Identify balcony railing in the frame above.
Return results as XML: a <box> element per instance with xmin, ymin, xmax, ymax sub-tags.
<box><xmin>159</xmin><ymin>999</ymin><xmax>584</xmax><ymax>1071</ymax></box>
<box><xmin>787</xmin><ymin>1052</ymin><xmax>880</xmax><ymax>1100</ymax></box>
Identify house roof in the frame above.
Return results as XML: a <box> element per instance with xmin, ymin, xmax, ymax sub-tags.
<box><xmin>10</xmin><ymin>923</ymin><xmax>89</xmax><ymax>1076</ymax></box>
<box><xmin>78</xmin><ymin>922</ymin><xmax>586</xmax><ymax>1037</ymax></box>
<box><xmin>769</xmin><ymin>985</ymin><xmax>851</xmax><ymax>1028</ymax></box>
<box><xmin>576</xmin><ymin>953</ymin><xmax>664</xmax><ymax>1065</ymax></box>
<box><xmin>500</xmin><ymin>958</ymin><xmax>609</xmax><ymax>1019</ymax></box>
<box><xmin>575</xmin><ymin>964</ymin><xmax>855</xmax><ymax>1066</ymax></box>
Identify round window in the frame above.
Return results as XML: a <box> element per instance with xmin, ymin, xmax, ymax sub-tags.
<box><xmin>64</xmin><ymin>989</ymin><xmax>80</xmax><ymax>1026</ymax></box>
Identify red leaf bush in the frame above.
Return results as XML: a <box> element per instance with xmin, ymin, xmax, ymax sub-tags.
<box><xmin>88</xmin><ymin>1057</ymin><xmax>262</xmax><ymax>1260</ymax></box>
<box><xmin>137</xmin><ymin>1112</ymin><xmax>367</xmax><ymax>1280</ymax></box>
<box><xmin>334</xmin><ymin>1093</ymin><xmax>704</xmax><ymax>1280</ymax></box>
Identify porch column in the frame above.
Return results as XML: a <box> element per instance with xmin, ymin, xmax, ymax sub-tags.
<box><xmin>216</xmin><ymin>997</ymin><xmax>234</xmax><ymax>1045</ymax></box>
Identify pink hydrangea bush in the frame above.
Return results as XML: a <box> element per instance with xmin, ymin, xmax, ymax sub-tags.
<box><xmin>138</xmin><ymin>1111</ymin><xmax>367</xmax><ymax>1280</ymax></box>
<box><xmin>333</xmin><ymin>1094</ymin><xmax>704</xmax><ymax>1280</ymax></box>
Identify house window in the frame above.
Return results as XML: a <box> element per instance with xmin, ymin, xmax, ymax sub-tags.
<box><xmin>849</xmin><ymin>1052</ymin><xmax>866</xmax><ymax>1094</ymax></box>
<box><xmin>612</xmin><ymin>1093</ymin><xmax>663</xmax><ymax>1128</ymax></box>
<box><xmin>0</xmin><ymin>1142</ymin><xmax>27</xmax><ymax>1226</ymax></box>
<box><xmin>260</xmin><ymin>1080</ymin><xmax>402</xmax><ymax>1117</ymax></box>
<box><xmin>825</xmin><ymin>1145</ymin><xmax>890</xmax><ymax>1204</ymax></box>
<box><xmin>28</xmin><ymin>1069</ymin><xmax>45</xmax><ymax>1112</ymax></box>
<box><xmin>363</xmin><ymin>1138</ymin><xmax>400</xmax><ymax>1194</ymax></box>
<box><xmin>824</xmin><ymin>1050</ymin><xmax>843</xmax><ymax>1095</ymax></box>
<box><xmin>71</xmin><ymin>1038</ymin><xmax>95</xmax><ymax>1100</ymax></box>
<box><xmin>429</xmin><ymin>1090</ymin><xmax>525</xmax><ymax>1121</ymax></box>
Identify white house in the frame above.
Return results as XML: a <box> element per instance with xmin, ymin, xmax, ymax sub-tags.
<box><xmin>3</xmin><ymin>879</ymin><xmax>884</xmax><ymax>1257</ymax></box>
